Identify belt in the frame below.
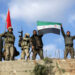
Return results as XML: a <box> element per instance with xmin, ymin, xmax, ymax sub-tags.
<box><xmin>65</xmin><ymin>44</ymin><xmax>73</xmax><ymax>47</ymax></box>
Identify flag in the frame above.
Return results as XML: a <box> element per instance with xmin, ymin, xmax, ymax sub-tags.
<box><xmin>37</xmin><ymin>21</ymin><xmax>61</xmax><ymax>35</ymax></box>
<box><xmin>6</xmin><ymin>9</ymin><xmax>12</xmax><ymax>29</ymax></box>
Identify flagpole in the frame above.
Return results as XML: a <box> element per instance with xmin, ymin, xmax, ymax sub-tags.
<box><xmin>4</xmin><ymin>10</ymin><xmax>7</xmax><ymax>32</ymax></box>
<box><xmin>4</xmin><ymin>21</ymin><xmax>7</xmax><ymax>32</ymax></box>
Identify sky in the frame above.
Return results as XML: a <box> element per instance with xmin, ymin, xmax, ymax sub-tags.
<box><xmin>0</xmin><ymin>0</ymin><xmax>75</xmax><ymax>59</ymax></box>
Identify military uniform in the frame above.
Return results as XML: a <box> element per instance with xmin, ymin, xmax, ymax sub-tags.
<box><xmin>31</xmin><ymin>34</ymin><xmax>44</xmax><ymax>60</ymax></box>
<box><xmin>20</xmin><ymin>33</ymin><xmax>30</xmax><ymax>60</ymax></box>
<box><xmin>61</xmin><ymin>26</ymin><xmax>75</xmax><ymax>59</ymax></box>
<box><xmin>0</xmin><ymin>36</ymin><xmax>3</xmax><ymax>61</ymax></box>
<box><xmin>0</xmin><ymin>27</ymin><xmax>15</xmax><ymax>60</ymax></box>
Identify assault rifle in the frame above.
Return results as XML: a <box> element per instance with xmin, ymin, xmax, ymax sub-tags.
<box><xmin>18</xmin><ymin>31</ymin><xmax>23</xmax><ymax>47</ymax></box>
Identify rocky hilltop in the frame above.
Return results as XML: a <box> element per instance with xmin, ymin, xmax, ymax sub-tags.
<box><xmin>0</xmin><ymin>59</ymin><xmax>75</xmax><ymax>75</ymax></box>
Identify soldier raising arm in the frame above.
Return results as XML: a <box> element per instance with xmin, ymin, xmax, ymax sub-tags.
<box><xmin>30</xmin><ymin>30</ymin><xmax>44</xmax><ymax>60</ymax></box>
<box><xmin>61</xmin><ymin>25</ymin><xmax>75</xmax><ymax>59</ymax></box>
<box><xmin>61</xmin><ymin>25</ymin><xmax>66</xmax><ymax>38</ymax></box>
<box><xmin>72</xmin><ymin>36</ymin><xmax>75</xmax><ymax>40</ymax></box>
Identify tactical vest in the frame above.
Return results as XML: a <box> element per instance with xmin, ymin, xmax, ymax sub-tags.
<box><xmin>4</xmin><ymin>33</ymin><xmax>15</xmax><ymax>44</ymax></box>
<box><xmin>65</xmin><ymin>36</ymin><xmax>73</xmax><ymax>45</ymax></box>
<box><xmin>34</xmin><ymin>36</ymin><xmax>42</xmax><ymax>47</ymax></box>
<box><xmin>31</xmin><ymin>35</ymin><xmax>43</xmax><ymax>49</ymax></box>
<box><xmin>21</xmin><ymin>38</ymin><xmax>30</xmax><ymax>48</ymax></box>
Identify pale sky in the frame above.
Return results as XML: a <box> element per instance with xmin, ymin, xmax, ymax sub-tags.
<box><xmin>0</xmin><ymin>0</ymin><xmax>75</xmax><ymax>59</ymax></box>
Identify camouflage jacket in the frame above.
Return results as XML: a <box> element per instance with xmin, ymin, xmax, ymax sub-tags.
<box><xmin>61</xmin><ymin>27</ymin><xmax>75</xmax><ymax>46</ymax></box>
<box><xmin>30</xmin><ymin>34</ymin><xmax>43</xmax><ymax>49</ymax></box>
<box><xmin>20</xmin><ymin>37</ymin><xmax>30</xmax><ymax>49</ymax></box>
<box><xmin>0</xmin><ymin>32</ymin><xmax>15</xmax><ymax>44</ymax></box>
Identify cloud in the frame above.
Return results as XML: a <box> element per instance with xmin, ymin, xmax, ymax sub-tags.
<box><xmin>54</xmin><ymin>36</ymin><xmax>64</xmax><ymax>43</ymax></box>
<box><xmin>8</xmin><ymin>0</ymin><xmax>75</xmax><ymax>23</ymax></box>
<box><xmin>66</xmin><ymin>14</ymin><xmax>75</xmax><ymax>31</ymax></box>
<box><xmin>68</xmin><ymin>14</ymin><xmax>75</xmax><ymax>25</ymax></box>
<box><xmin>44</xmin><ymin>44</ymin><xmax>57</xmax><ymax>51</ymax></box>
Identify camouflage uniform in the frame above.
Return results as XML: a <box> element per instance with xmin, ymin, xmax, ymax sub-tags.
<box><xmin>0</xmin><ymin>27</ymin><xmax>15</xmax><ymax>60</ymax></box>
<box><xmin>61</xmin><ymin>26</ymin><xmax>75</xmax><ymax>59</ymax></box>
<box><xmin>32</xmin><ymin>48</ymin><xmax>43</xmax><ymax>60</ymax></box>
<box><xmin>31</xmin><ymin>34</ymin><xmax>44</xmax><ymax>60</ymax></box>
<box><xmin>20</xmin><ymin>33</ymin><xmax>30</xmax><ymax>60</ymax></box>
<box><xmin>0</xmin><ymin>36</ymin><xmax>3</xmax><ymax>61</ymax></box>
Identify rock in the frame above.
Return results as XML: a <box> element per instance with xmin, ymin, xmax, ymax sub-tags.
<box><xmin>0</xmin><ymin>59</ymin><xmax>75</xmax><ymax>75</ymax></box>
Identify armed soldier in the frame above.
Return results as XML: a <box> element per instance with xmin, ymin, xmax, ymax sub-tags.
<box><xmin>19</xmin><ymin>33</ymin><xmax>30</xmax><ymax>60</ymax></box>
<box><xmin>31</xmin><ymin>30</ymin><xmax>44</xmax><ymax>60</ymax></box>
<box><xmin>61</xmin><ymin>25</ymin><xmax>75</xmax><ymax>59</ymax></box>
<box><xmin>0</xmin><ymin>27</ymin><xmax>15</xmax><ymax>60</ymax></box>
<box><xmin>0</xmin><ymin>36</ymin><xmax>3</xmax><ymax>61</ymax></box>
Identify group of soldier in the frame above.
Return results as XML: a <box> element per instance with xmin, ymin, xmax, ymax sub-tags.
<box><xmin>0</xmin><ymin>25</ymin><xmax>75</xmax><ymax>61</ymax></box>
<box><xmin>0</xmin><ymin>27</ymin><xmax>44</xmax><ymax>61</ymax></box>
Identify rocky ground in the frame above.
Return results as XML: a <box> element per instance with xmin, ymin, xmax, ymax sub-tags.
<box><xmin>0</xmin><ymin>59</ymin><xmax>75</xmax><ymax>75</ymax></box>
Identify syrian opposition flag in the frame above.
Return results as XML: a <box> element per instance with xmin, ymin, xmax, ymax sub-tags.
<box><xmin>37</xmin><ymin>21</ymin><xmax>61</xmax><ymax>35</ymax></box>
<box><xmin>6</xmin><ymin>9</ymin><xmax>12</xmax><ymax>29</ymax></box>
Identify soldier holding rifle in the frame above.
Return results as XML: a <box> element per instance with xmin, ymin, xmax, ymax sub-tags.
<box><xmin>18</xmin><ymin>31</ymin><xmax>30</xmax><ymax>60</ymax></box>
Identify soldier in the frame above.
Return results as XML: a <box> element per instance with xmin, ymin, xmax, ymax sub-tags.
<box><xmin>20</xmin><ymin>33</ymin><xmax>30</xmax><ymax>60</ymax></box>
<box><xmin>61</xmin><ymin>25</ymin><xmax>75</xmax><ymax>59</ymax></box>
<box><xmin>0</xmin><ymin>27</ymin><xmax>15</xmax><ymax>60</ymax></box>
<box><xmin>31</xmin><ymin>30</ymin><xmax>44</xmax><ymax>60</ymax></box>
<box><xmin>0</xmin><ymin>36</ymin><xmax>3</xmax><ymax>61</ymax></box>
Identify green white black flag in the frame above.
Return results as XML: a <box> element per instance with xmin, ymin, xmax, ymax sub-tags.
<box><xmin>37</xmin><ymin>21</ymin><xmax>61</xmax><ymax>35</ymax></box>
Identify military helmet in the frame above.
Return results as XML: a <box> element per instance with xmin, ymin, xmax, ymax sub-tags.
<box><xmin>25</xmin><ymin>33</ymin><xmax>30</xmax><ymax>36</ymax></box>
<box><xmin>8</xmin><ymin>27</ymin><xmax>13</xmax><ymax>30</ymax></box>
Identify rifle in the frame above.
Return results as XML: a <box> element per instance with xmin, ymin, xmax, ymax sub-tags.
<box><xmin>18</xmin><ymin>31</ymin><xmax>23</xmax><ymax>47</ymax></box>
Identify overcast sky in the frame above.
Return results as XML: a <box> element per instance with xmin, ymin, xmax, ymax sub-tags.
<box><xmin>0</xmin><ymin>0</ymin><xmax>75</xmax><ymax>59</ymax></box>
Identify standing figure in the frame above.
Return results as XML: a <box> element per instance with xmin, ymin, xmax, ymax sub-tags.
<box><xmin>31</xmin><ymin>30</ymin><xmax>44</xmax><ymax>60</ymax></box>
<box><xmin>0</xmin><ymin>36</ymin><xmax>3</xmax><ymax>61</ymax></box>
<box><xmin>19</xmin><ymin>33</ymin><xmax>30</xmax><ymax>60</ymax></box>
<box><xmin>61</xmin><ymin>25</ymin><xmax>75</xmax><ymax>59</ymax></box>
<box><xmin>0</xmin><ymin>27</ymin><xmax>15</xmax><ymax>60</ymax></box>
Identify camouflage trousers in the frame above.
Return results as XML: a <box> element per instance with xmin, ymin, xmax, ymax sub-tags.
<box><xmin>4</xmin><ymin>44</ymin><xmax>14</xmax><ymax>60</ymax></box>
<box><xmin>21</xmin><ymin>48</ymin><xmax>30</xmax><ymax>60</ymax></box>
<box><xmin>64</xmin><ymin>46</ymin><xmax>74</xmax><ymax>59</ymax></box>
<box><xmin>32</xmin><ymin>48</ymin><xmax>44</xmax><ymax>60</ymax></box>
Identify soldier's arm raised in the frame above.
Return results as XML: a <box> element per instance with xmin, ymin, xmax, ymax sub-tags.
<box><xmin>61</xmin><ymin>25</ymin><xmax>65</xmax><ymax>37</ymax></box>
<box><xmin>39</xmin><ymin>34</ymin><xmax>43</xmax><ymax>38</ymax></box>
<box><xmin>72</xmin><ymin>36</ymin><xmax>75</xmax><ymax>40</ymax></box>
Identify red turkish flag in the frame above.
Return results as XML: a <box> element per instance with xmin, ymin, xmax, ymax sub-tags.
<box><xmin>6</xmin><ymin>9</ymin><xmax>12</xmax><ymax>29</ymax></box>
